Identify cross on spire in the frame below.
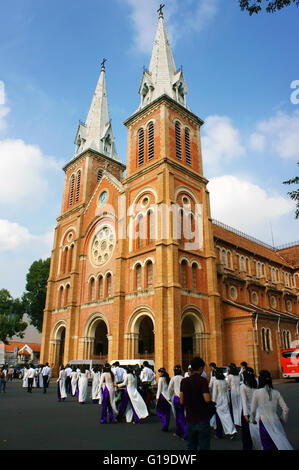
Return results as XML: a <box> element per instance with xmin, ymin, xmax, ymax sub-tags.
<box><xmin>101</xmin><ymin>58</ymin><xmax>107</xmax><ymax>71</ymax></box>
<box><xmin>157</xmin><ymin>3</ymin><xmax>165</xmax><ymax>18</ymax></box>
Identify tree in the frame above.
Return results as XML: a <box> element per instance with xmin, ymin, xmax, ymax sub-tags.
<box><xmin>22</xmin><ymin>258</ymin><xmax>51</xmax><ymax>332</ymax></box>
<box><xmin>283</xmin><ymin>161</ymin><xmax>299</xmax><ymax>219</ymax></box>
<box><xmin>0</xmin><ymin>289</ymin><xmax>27</xmax><ymax>344</ymax></box>
<box><xmin>239</xmin><ymin>0</ymin><xmax>299</xmax><ymax>15</ymax></box>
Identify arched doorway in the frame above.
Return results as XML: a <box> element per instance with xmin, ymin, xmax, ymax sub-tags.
<box><xmin>138</xmin><ymin>316</ymin><xmax>154</xmax><ymax>357</ymax></box>
<box><xmin>181</xmin><ymin>309</ymin><xmax>206</xmax><ymax>371</ymax></box>
<box><xmin>58</xmin><ymin>327</ymin><xmax>65</xmax><ymax>366</ymax></box>
<box><xmin>84</xmin><ymin>314</ymin><xmax>110</xmax><ymax>361</ymax></box>
<box><xmin>126</xmin><ymin>310</ymin><xmax>155</xmax><ymax>360</ymax></box>
<box><xmin>93</xmin><ymin>320</ymin><xmax>108</xmax><ymax>359</ymax></box>
<box><xmin>182</xmin><ymin>316</ymin><xmax>194</xmax><ymax>371</ymax></box>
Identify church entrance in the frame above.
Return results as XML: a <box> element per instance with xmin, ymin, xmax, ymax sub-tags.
<box><xmin>181</xmin><ymin>316</ymin><xmax>195</xmax><ymax>371</ymax></box>
<box><xmin>138</xmin><ymin>316</ymin><xmax>155</xmax><ymax>359</ymax></box>
<box><xmin>58</xmin><ymin>327</ymin><xmax>65</xmax><ymax>366</ymax></box>
<box><xmin>93</xmin><ymin>320</ymin><xmax>108</xmax><ymax>360</ymax></box>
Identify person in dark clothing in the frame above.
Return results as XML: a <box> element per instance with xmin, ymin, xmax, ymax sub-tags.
<box><xmin>180</xmin><ymin>357</ymin><xmax>211</xmax><ymax>450</ymax></box>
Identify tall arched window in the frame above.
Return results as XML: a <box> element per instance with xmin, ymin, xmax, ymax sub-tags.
<box><xmin>181</xmin><ymin>260</ymin><xmax>187</xmax><ymax>288</ymax></box>
<box><xmin>185</xmin><ymin>128</ymin><xmax>191</xmax><ymax>165</ymax></box>
<box><xmin>137</xmin><ymin>214</ymin><xmax>144</xmax><ymax>249</ymax></box>
<box><xmin>58</xmin><ymin>286</ymin><xmax>64</xmax><ymax>308</ymax></box>
<box><xmin>75</xmin><ymin>170</ymin><xmax>81</xmax><ymax>203</ymax></box>
<box><xmin>136</xmin><ymin>264</ymin><xmax>142</xmax><ymax>290</ymax></box>
<box><xmin>175</xmin><ymin>122</ymin><xmax>182</xmax><ymax>160</ymax></box>
<box><xmin>69</xmin><ymin>175</ymin><xmax>75</xmax><ymax>206</ymax></box>
<box><xmin>192</xmin><ymin>263</ymin><xmax>197</xmax><ymax>290</ymax></box>
<box><xmin>106</xmin><ymin>273</ymin><xmax>112</xmax><ymax>297</ymax></box>
<box><xmin>64</xmin><ymin>284</ymin><xmax>70</xmax><ymax>306</ymax></box>
<box><xmin>98</xmin><ymin>276</ymin><xmax>103</xmax><ymax>300</ymax></box>
<box><xmin>148</xmin><ymin>122</ymin><xmax>154</xmax><ymax>160</ymax></box>
<box><xmin>89</xmin><ymin>277</ymin><xmax>95</xmax><ymax>301</ymax></box>
<box><xmin>146</xmin><ymin>261</ymin><xmax>153</xmax><ymax>288</ymax></box>
<box><xmin>138</xmin><ymin>129</ymin><xmax>144</xmax><ymax>166</ymax></box>
<box><xmin>61</xmin><ymin>247</ymin><xmax>68</xmax><ymax>274</ymax></box>
<box><xmin>147</xmin><ymin>210</ymin><xmax>154</xmax><ymax>244</ymax></box>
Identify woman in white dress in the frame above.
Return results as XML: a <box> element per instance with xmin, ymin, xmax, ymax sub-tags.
<box><xmin>57</xmin><ymin>365</ymin><xmax>67</xmax><ymax>401</ymax></box>
<box><xmin>116</xmin><ymin>366</ymin><xmax>148</xmax><ymax>424</ymax></box>
<box><xmin>70</xmin><ymin>366</ymin><xmax>78</xmax><ymax>397</ymax></box>
<box><xmin>156</xmin><ymin>368</ymin><xmax>172</xmax><ymax>432</ymax></box>
<box><xmin>251</xmin><ymin>370</ymin><xmax>293</xmax><ymax>450</ymax></box>
<box><xmin>227</xmin><ymin>364</ymin><xmax>242</xmax><ymax>427</ymax></box>
<box><xmin>77</xmin><ymin>366</ymin><xmax>89</xmax><ymax>404</ymax></box>
<box><xmin>97</xmin><ymin>363</ymin><xmax>118</xmax><ymax>423</ymax></box>
<box><xmin>240</xmin><ymin>367</ymin><xmax>261</xmax><ymax>450</ymax></box>
<box><xmin>212</xmin><ymin>368</ymin><xmax>237</xmax><ymax>439</ymax></box>
<box><xmin>168</xmin><ymin>365</ymin><xmax>187</xmax><ymax>439</ymax></box>
<box><xmin>22</xmin><ymin>365</ymin><xmax>29</xmax><ymax>389</ymax></box>
<box><xmin>91</xmin><ymin>366</ymin><xmax>101</xmax><ymax>403</ymax></box>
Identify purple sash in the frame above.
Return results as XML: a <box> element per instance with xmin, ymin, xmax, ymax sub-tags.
<box><xmin>117</xmin><ymin>389</ymin><xmax>140</xmax><ymax>423</ymax></box>
<box><xmin>259</xmin><ymin>420</ymin><xmax>278</xmax><ymax>450</ymax></box>
<box><xmin>215</xmin><ymin>412</ymin><xmax>223</xmax><ymax>438</ymax></box>
<box><xmin>156</xmin><ymin>394</ymin><xmax>171</xmax><ymax>431</ymax></box>
<box><xmin>241</xmin><ymin>413</ymin><xmax>253</xmax><ymax>450</ymax></box>
<box><xmin>100</xmin><ymin>386</ymin><xmax>115</xmax><ymax>424</ymax></box>
<box><xmin>57</xmin><ymin>382</ymin><xmax>61</xmax><ymax>402</ymax></box>
<box><xmin>173</xmin><ymin>396</ymin><xmax>187</xmax><ymax>439</ymax></box>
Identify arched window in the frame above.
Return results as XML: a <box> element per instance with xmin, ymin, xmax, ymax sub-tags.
<box><xmin>137</xmin><ymin>214</ymin><xmax>144</xmax><ymax>249</ymax></box>
<box><xmin>185</xmin><ymin>128</ymin><xmax>191</xmax><ymax>165</ymax></box>
<box><xmin>98</xmin><ymin>276</ymin><xmax>103</xmax><ymax>300</ymax></box>
<box><xmin>75</xmin><ymin>170</ymin><xmax>81</xmax><ymax>203</ymax></box>
<box><xmin>192</xmin><ymin>263</ymin><xmax>197</xmax><ymax>290</ymax></box>
<box><xmin>89</xmin><ymin>277</ymin><xmax>95</xmax><ymax>301</ymax></box>
<box><xmin>138</xmin><ymin>129</ymin><xmax>144</xmax><ymax>166</ymax></box>
<box><xmin>58</xmin><ymin>286</ymin><xmax>64</xmax><ymax>308</ymax></box>
<box><xmin>147</xmin><ymin>210</ymin><xmax>154</xmax><ymax>244</ymax></box>
<box><xmin>181</xmin><ymin>260</ymin><xmax>187</xmax><ymax>288</ymax></box>
<box><xmin>67</xmin><ymin>244</ymin><xmax>74</xmax><ymax>272</ymax></box>
<box><xmin>261</xmin><ymin>328</ymin><xmax>272</xmax><ymax>352</ymax></box>
<box><xmin>136</xmin><ymin>264</ymin><xmax>142</xmax><ymax>290</ymax></box>
<box><xmin>146</xmin><ymin>261</ymin><xmax>153</xmax><ymax>288</ymax></box>
<box><xmin>240</xmin><ymin>256</ymin><xmax>246</xmax><ymax>272</ymax></box>
<box><xmin>106</xmin><ymin>273</ymin><xmax>112</xmax><ymax>297</ymax></box>
<box><xmin>61</xmin><ymin>247</ymin><xmax>68</xmax><ymax>274</ymax></box>
<box><xmin>175</xmin><ymin>122</ymin><xmax>182</xmax><ymax>160</ymax></box>
<box><xmin>69</xmin><ymin>175</ymin><xmax>75</xmax><ymax>206</ymax></box>
<box><xmin>64</xmin><ymin>284</ymin><xmax>70</xmax><ymax>306</ymax></box>
<box><xmin>148</xmin><ymin>122</ymin><xmax>154</xmax><ymax>160</ymax></box>
<box><xmin>220</xmin><ymin>249</ymin><xmax>227</xmax><ymax>267</ymax></box>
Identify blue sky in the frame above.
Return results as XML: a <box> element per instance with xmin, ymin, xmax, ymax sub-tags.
<box><xmin>0</xmin><ymin>0</ymin><xmax>298</xmax><ymax>298</ymax></box>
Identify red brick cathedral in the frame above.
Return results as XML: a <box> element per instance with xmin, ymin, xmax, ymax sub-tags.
<box><xmin>40</xmin><ymin>11</ymin><xmax>299</xmax><ymax>378</ymax></box>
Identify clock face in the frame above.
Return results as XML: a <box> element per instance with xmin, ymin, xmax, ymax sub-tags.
<box><xmin>99</xmin><ymin>191</ymin><xmax>108</xmax><ymax>205</ymax></box>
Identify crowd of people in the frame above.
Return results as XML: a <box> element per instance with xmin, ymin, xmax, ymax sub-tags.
<box><xmin>9</xmin><ymin>357</ymin><xmax>294</xmax><ymax>450</ymax></box>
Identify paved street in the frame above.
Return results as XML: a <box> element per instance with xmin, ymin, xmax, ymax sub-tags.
<box><xmin>0</xmin><ymin>379</ymin><xmax>298</xmax><ymax>451</ymax></box>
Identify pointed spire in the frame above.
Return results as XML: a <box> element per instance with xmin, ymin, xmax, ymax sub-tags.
<box><xmin>138</xmin><ymin>7</ymin><xmax>188</xmax><ymax>110</ymax></box>
<box><xmin>73</xmin><ymin>60</ymin><xmax>120</xmax><ymax>162</ymax></box>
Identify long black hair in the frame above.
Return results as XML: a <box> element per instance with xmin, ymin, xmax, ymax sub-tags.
<box><xmin>228</xmin><ymin>364</ymin><xmax>239</xmax><ymax>376</ymax></box>
<box><xmin>173</xmin><ymin>365</ymin><xmax>182</xmax><ymax>376</ymax></box>
<box><xmin>243</xmin><ymin>367</ymin><xmax>257</xmax><ymax>389</ymax></box>
<box><xmin>103</xmin><ymin>363</ymin><xmax>115</xmax><ymax>382</ymax></box>
<box><xmin>258</xmin><ymin>370</ymin><xmax>273</xmax><ymax>400</ymax></box>
<box><xmin>158</xmin><ymin>367</ymin><xmax>170</xmax><ymax>385</ymax></box>
<box><xmin>215</xmin><ymin>368</ymin><xmax>225</xmax><ymax>380</ymax></box>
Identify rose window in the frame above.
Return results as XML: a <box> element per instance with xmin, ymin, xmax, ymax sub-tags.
<box><xmin>90</xmin><ymin>225</ymin><xmax>115</xmax><ymax>266</ymax></box>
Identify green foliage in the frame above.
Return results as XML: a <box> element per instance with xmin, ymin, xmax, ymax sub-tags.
<box><xmin>283</xmin><ymin>161</ymin><xmax>299</xmax><ymax>219</ymax></box>
<box><xmin>239</xmin><ymin>0</ymin><xmax>299</xmax><ymax>15</ymax></box>
<box><xmin>22</xmin><ymin>258</ymin><xmax>51</xmax><ymax>332</ymax></box>
<box><xmin>0</xmin><ymin>289</ymin><xmax>27</xmax><ymax>344</ymax></box>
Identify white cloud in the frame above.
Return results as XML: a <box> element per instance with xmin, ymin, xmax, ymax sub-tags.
<box><xmin>208</xmin><ymin>175</ymin><xmax>295</xmax><ymax>242</ymax></box>
<box><xmin>201</xmin><ymin>115</ymin><xmax>245</xmax><ymax>173</ymax></box>
<box><xmin>251</xmin><ymin>109</ymin><xmax>299</xmax><ymax>159</ymax></box>
<box><xmin>0</xmin><ymin>81</ymin><xmax>10</xmax><ymax>133</ymax></box>
<box><xmin>0</xmin><ymin>219</ymin><xmax>54</xmax><ymax>253</ymax></box>
<box><xmin>249</xmin><ymin>132</ymin><xmax>266</xmax><ymax>152</ymax></box>
<box><xmin>0</xmin><ymin>138</ymin><xmax>60</xmax><ymax>205</ymax></box>
<box><xmin>124</xmin><ymin>0</ymin><xmax>219</xmax><ymax>54</ymax></box>
<box><xmin>0</xmin><ymin>219</ymin><xmax>33</xmax><ymax>251</ymax></box>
